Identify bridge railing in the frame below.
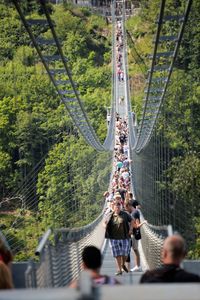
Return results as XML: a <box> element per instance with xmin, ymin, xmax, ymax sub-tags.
<box><xmin>139</xmin><ymin>211</ymin><xmax>173</xmax><ymax>269</ymax></box>
<box><xmin>25</xmin><ymin>213</ymin><xmax>105</xmax><ymax>288</ymax></box>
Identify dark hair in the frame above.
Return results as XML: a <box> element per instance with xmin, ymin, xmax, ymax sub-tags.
<box><xmin>0</xmin><ymin>239</ymin><xmax>13</xmax><ymax>265</ymax></box>
<box><xmin>82</xmin><ymin>246</ymin><xmax>102</xmax><ymax>270</ymax></box>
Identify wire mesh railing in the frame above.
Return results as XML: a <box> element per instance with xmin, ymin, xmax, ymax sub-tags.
<box><xmin>139</xmin><ymin>211</ymin><xmax>173</xmax><ymax>269</ymax></box>
<box><xmin>25</xmin><ymin>213</ymin><xmax>105</xmax><ymax>288</ymax></box>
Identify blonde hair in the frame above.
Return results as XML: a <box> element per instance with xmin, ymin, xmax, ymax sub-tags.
<box><xmin>0</xmin><ymin>261</ymin><xmax>13</xmax><ymax>289</ymax></box>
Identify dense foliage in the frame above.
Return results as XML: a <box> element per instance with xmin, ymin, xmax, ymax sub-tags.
<box><xmin>127</xmin><ymin>0</ymin><xmax>200</xmax><ymax>258</ymax></box>
<box><xmin>0</xmin><ymin>2</ymin><xmax>112</xmax><ymax>259</ymax></box>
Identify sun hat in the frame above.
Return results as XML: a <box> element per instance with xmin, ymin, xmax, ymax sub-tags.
<box><xmin>114</xmin><ymin>193</ymin><xmax>121</xmax><ymax>199</ymax></box>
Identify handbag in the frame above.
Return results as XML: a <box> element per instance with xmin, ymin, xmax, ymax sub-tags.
<box><xmin>134</xmin><ymin>228</ymin><xmax>141</xmax><ymax>240</ymax></box>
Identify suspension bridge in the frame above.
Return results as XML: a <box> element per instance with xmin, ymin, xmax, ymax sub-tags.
<box><xmin>0</xmin><ymin>0</ymin><xmax>199</xmax><ymax>299</ymax></box>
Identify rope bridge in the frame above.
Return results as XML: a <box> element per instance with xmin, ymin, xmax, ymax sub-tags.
<box><xmin>0</xmin><ymin>0</ymin><xmax>199</xmax><ymax>292</ymax></box>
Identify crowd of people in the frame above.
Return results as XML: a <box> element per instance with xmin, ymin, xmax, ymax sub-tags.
<box><xmin>116</xmin><ymin>19</ymin><xmax>124</xmax><ymax>82</ymax></box>
<box><xmin>103</xmin><ymin>112</ymin><xmax>146</xmax><ymax>276</ymax></box>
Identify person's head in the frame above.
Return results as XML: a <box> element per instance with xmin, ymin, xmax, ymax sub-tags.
<box><xmin>132</xmin><ymin>201</ymin><xmax>137</xmax><ymax>210</ymax></box>
<box><xmin>114</xmin><ymin>193</ymin><xmax>121</xmax><ymax>201</ymax></box>
<box><xmin>0</xmin><ymin>239</ymin><xmax>13</xmax><ymax>265</ymax></box>
<box><xmin>124</xmin><ymin>201</ymin><xmax>132</xmax><ymax>213</ymax></box>
<box><xmin>0</xmin><ymin>262</ymin><xmax>13</xmax><ymax>289</ymax></box>
<box><xmin>82</xmin><ymin>246</ymin><xmax>102</xmax><ymax>271</ymax></box>
<box><xmin>119</xmin><ymin>180</ymin><xmax>124</xmax><ymax>186</ymax></box>
<box><xmin>113</xmin><ymin>200</ymin><xmax>121</xmax><ymax>213</ymax></box>
<box><xmin>103</xmin><ymin>191</ymin><xmax>109</xmax><ymax>198</ymax></box>
<box><xmin>162</xmin><ymin>235</ymin><xmax>187</xmax><ymax>265</ymax></box>
<box><xmin>128</xmin><ymin>192</ymin><xmax>133</xmax><ymax>200</ymax></box>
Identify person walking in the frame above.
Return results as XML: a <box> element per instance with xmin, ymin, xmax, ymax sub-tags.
<box><xmin>140</xmin><ymin>235</ymin><xmax>200</xmax><ymax>283</ymax></box>
<box><xmin>123</xmin><ymin>201</ymin><xmax>146</xmax><ymax>272</ymax></box>
<box><xmin>130</xmin><ymin>202</ymin><xmax>147</xmax><ymax>272</ymax></box>
<box><xmin>104</xmin><ymin>198</ymin><xmax>134</xmax><ymax>275</ymax></box>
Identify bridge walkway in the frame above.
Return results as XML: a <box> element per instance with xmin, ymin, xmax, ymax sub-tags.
<box><xmin>101</xmin><ymin>10</ymin><xmax>146</xmax><ymax>284</ymax></box>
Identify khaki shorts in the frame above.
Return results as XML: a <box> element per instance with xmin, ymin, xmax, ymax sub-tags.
<box><xmin>131</xmin><ymin>236</ymin><xmax>139</xmax><ymax>250</ymax></box>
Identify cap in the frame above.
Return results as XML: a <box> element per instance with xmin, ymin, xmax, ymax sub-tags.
<box><xmin>114</xmin><ymin>193</ymin><xmax>121</xmax><ymax>199</ymax></box>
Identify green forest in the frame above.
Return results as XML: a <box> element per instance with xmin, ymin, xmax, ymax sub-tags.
<box><xmin>126</xmin><ymin>0</ymin><xmax>200</xmax><ymax>258</ymax></box>
<box><xmin>0</xmin><ymin>1</ymin><xmax>112</xmax><ymax>259</ymax></box>
<box><xmin>0</xmin><ymin>0</ymin><xmax>199</xmax><ymax>260</ymax></box>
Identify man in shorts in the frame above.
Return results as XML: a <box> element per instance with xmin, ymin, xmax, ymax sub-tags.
<box><xmin>104</xmin><ymin>197</ymin><xmax>134</xmax><ymax>275</ymax></box>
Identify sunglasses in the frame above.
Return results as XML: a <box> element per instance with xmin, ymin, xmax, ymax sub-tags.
<box><xmin>114</xmin><ymin>203</ymin><xmax>121</xmax><ymax>207</ymax></box>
